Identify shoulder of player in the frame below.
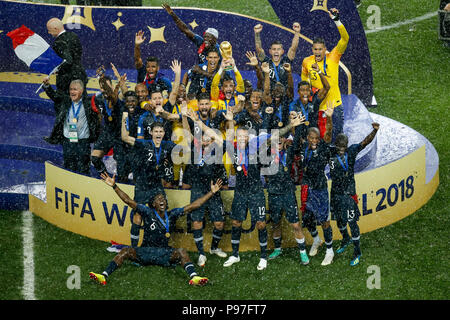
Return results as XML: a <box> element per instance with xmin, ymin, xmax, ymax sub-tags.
<box><xmin>136</xmin><ymin>203</ymin><xmax>151</xmax><ymax>216</ymax></box>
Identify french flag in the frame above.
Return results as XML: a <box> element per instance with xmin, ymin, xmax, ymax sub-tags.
<box><xmin>7</xmin><ymin>25</ymin><xmax>64</xmax><ymax>75</ymax></box>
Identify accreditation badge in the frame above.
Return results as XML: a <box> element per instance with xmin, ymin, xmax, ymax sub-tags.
<box><xmin>68</xmin><ymin>123</ymin><xmax>79</xmax><ymax>143</ymax></box>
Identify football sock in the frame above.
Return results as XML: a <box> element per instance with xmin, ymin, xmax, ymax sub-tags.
<box><xmin>130</xmin><ymin>223</ymin><xmax>140</xmax><ymax>248</ymax></box>
<box><xmin>273</xmin><ymin>236</ymin><xmax>282</xmax><ymax>249</ymax></box>
<box><xmin>349</xmin><ymin>220</ymin><xmax>361</xmax><ymax>255</ymax></box>
<box><xmin>193</xmin><ymin>229</ymin><xmax>205</xmax><ymax>255</ymax></box>
<box><xmin>309</xmin><ymin>228</ymin><xmax>319</xmax><ymax>242</ymax></box>
<box><xmin>211</xmin><ymin>228</ymin><xmax>223</xmax><ymax>250</ymax></box>
<box><xmin>295</xmin><ymin>237</ymin><xmax>306</xmax><ymax>252</ymax></box>
<box><xmin>337</xmin><ymin>220</ymin><xmax>350</xmax><ymax>242</ymax></box>
<box><xmin>103</xmin><ymin>261</ymin><xmax>118</xmax><ymax>278</ymax></box>
<box><xmin>258</xmin><ymin>228</ymin><xmax>268</xmax><ymax>259</ymax></box>
<box><xmin>231</xmin><ymin>226</ymin><xmax>241</xmax><ymax>257</ymax></box>
<box><xmin>183</xmin><ymin>262</ymin><xmax>197</xmax><ymax>278</ymax></box>
<box><xmin>323</xmin><ymin>226</ymin><xmax>333</xmax><ymax>250</ymax></box>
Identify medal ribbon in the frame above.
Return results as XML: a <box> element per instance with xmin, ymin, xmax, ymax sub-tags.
<box><xmin>272</xmin><ymin>61</ymin><xmax>280</xmax><ymax>82</ymax></box>
<box><xmin>323</xmin><ymin>55</ymin><xmax>328</xmax><ymax>76</ymax></box>
<box><xmin>299</xmin><ymin>101</ymin><xmax>309</xmax><ymax>122</ymax></box>
<box><xmin>238</xmin><ymin>146</ymin><xmax>248</xmax><ymax>176</ymax></box>
<box><xmin>70</xmin><ymin>101</ymin><xmax>82</xmax><ymax>122</ymax></box>
<box><xmin>304</xmin><ymin>146</ymin><xmax>313</xmax><ymax>166</ymax></box>
<box><xmin>151</xmin><ymin>140</ymin><xmax>162</xmax><ymax>167</ymax></box>
<box><xmin>337</xmin><ymin>153</ymin><xmax>348</xmax><ymax>172</ymax></box>
<box><xmin>153</xmin><ymin>209</ymin><xmax>169</xmax><ymax>235</ymax></box>
<box><xmin>276</xmin><ymin>104</ymin><xmax>283</xmax><ymax>122</ymax></box>
<box><xmin>104</xmin><ymin>98</ymin><xmax>113</xmax><ymax>119</ymax></box>
<box><xmin>197</xmin><ymin>111</ymin><xmax>210</xmax><ymax>127</ymax></box>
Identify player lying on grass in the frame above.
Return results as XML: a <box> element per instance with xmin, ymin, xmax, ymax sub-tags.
<box><xmin>89</xmin><ymin>172</ymin><xmax>223</xmax><ymax>286</ymax></box>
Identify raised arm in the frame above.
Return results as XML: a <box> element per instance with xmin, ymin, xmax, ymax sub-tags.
<box><xmin>267</xmin><ymin>113</ymin><xmax>306</xmax><ymax>146</ymax></box>
<box><xmin>210</xmin><ymin>59</ymin><xmax>226</xmax><ymax>101</ymax></box>
<box><xmin>111</xmin><ymin>63</ymin><xmax>129</xmax><ymax>98</ymax></box>
<box><xmin>101</xmin><ymin>172</ymin><xmax>137</xmax><ymax>210</ymax></box>
<box><xmin>134</xmin><ymin>30</ymin><xmax>146</xmax><ymax>69</ymax></box>
<box><xmin>360</xmin><ymin>123</ymin><xmax>379</xmax><ymax>149</ymax></box>
<box><xmin>230</xmin><ymin>58</ymin><xmax>245</xmax><ymax>94</ymax></box>
<box><xmin>163</xmin><ymin>3</ymin><xmax>195</xmax><ymax>41</ymax></box>
<box><xmin>329</xmin><ymin>8</ymin><xmax>349</xmax><ymax>56</ymax></box>
<box><xmin>287</xmin><ymin>22</ymin><xmax>301</xmax><ymax>61</ymax></box>
<box><xmin>245</xmin><ymin>51</ymin><xmax>264</xmax><ymax>90</ymax></box>
<box><xmin>183</xmin><ymin>179</ymin><xmax>223</xmax><ymax>213</ymax></box>
<box><xmin>311</xmin><ymin>62</ymin><xmax>330</xmax><ymax>101</ymax></box>
<box><xmin>121</xmin><ymin>112</ymin><xmax>136</xmax><ymax>146</ymax></box>
<box><xmin>283</xmin><ymin>62</ymin><xmax>294</xmax><ymax>99</ymax></box>
<box><xmin>323</xmin><ymin>101</ymin><xmax>334</xmax><ymax>144</ymax></box>
<box><xmin>261</xmin><ymin>62</ymin><xmax>272</xmax><ymax>104</ymax></box>
<box><xmin>254</xmin><ymin>24</ymin><xmax>266</xmax><ymax>62</ymax></box>
<box><xmin>186</xmin><ymin>109</ymin><xmax>224</xmax><ymax>145</ymax></box>
<box><xmin>168</xmin><ymin>59</ymin><xmax>182</xmax><ymax>106</ymax></box>
<box><xmin>42</xmin><ymin>77</ymin><xmax>63</xmax><ymax>105</ymax></box>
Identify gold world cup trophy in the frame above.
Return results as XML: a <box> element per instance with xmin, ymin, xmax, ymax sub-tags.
<box><xmin>219</xmin><ymin>41</ymin><xmax>233</xmax><ymax>71</ymax></box>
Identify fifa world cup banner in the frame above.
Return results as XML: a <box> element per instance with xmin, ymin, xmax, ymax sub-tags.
<box><xmin>28</xmin><ymin>146</ymin><xmax>439</xmax><ymax>251</ymax></box>
<box><xmin>0</xmin><ymin>0</ymin><xmax>373</xmax><ymax>106</ymax></box>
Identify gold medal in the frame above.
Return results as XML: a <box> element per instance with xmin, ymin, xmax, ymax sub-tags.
<box><xmin>72</xmin><ymin>118</ymin><xmax>77</xmax><ymax>123</ymax></box>
<box><xmin>165</xmin><ymin>232</ymin><xmax>171</xmax><ymax>238</ymax></box>
<box><xmin>108</xmin><ymin>116</ymin><xmax>113</xmax><ymax>122</ymax></box>
<box><xmin>304</xmin><ymin>121</ymin><xmax>310</xmax><ymax>126</ymax></box>
<box><xmin>284</xmin><ymin>166</ymin><xmax>288</xmax><ymax>172</ymax></box>
<box><xmin>278</xmin><ymin>121</ymin><xmax>283</xmax><ymax>127</ymax></box>
<box><xmin>201</xmin><ymin>88</ymin><xmax>206</xmax><ymax>93</ymax></box>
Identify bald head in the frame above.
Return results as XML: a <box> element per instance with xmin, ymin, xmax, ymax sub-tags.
<box><xmin>47</xmin><ymin>18</ymin><xmax>64</xmax><ymax>38</ymax></box>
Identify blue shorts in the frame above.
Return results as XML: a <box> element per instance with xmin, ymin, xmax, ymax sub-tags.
<box><xmin>135</xmin><ymin>246</ymin><xmax>175</xmax><ymax>267</ymax></box>
<box><xmin>330</xmin><ymin>193</ymin><xmax>361</xmax><ymax>224</ymax></box>
<box><xmin>190</xmin><ymin>189</ymin><xmax>225</xmax><ymax>222</ymax></box>
<box><xmin>305</xmin><ymin>188</ymin><xmax>329</xmax><ymax>224</ymax></box>
<box><xmin>268</xmin><ymin>192</ymin><xmax>299</xmax><ymax>224</ymax></box>
<box><xmin>231</xmin><ymin>190</ymin><xmax>266</xmax><ymax>222</ymax></box>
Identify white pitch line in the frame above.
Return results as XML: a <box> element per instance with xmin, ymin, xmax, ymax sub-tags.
<box><xmin>22</xmin><ymin>211</ymin><xmax>36</xmax><ymax>300</ymax></box>
<box><xmin>365</xmin><ymin>11</ymin><xmax>438</xmax><ymax>34</ymax></box>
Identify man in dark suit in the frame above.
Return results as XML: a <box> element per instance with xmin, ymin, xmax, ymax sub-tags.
<box><xmin>46</xmin><ymin>18</ymin><xmax>88</xmax><ymax>94</ymax></box>
<box><xmin>43</xmin><ymin>78</ymin><xmax>100</xmax><ymax>175</ymax></box>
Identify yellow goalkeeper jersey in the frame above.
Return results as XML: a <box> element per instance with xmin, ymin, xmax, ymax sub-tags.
<box><xmin>301</xmin><ymin>23</ymin><xmax>349</xmax><ymax>110</ymax></box>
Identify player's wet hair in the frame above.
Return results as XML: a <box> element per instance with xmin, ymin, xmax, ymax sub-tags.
<box><xmin>149</xmin><ymin>192</ymin><xmax>168</xmax><ymax>209</ymax></box>
<box><xmin>150</xmin><ymin>121</ymin><xmax>165</xmax><ymax>131</ymax></box>
<box><xmin>150</xmin><ymin>85</ymin><xmax>163</xmax><ymax>98</ymax></box>
<box><xmin>270</xmin><ymin>40</ymin><xmax>284</xmax><ymax>48</ymax></box>
<box><xmin>313</xmin><ymin>37</ymin><xmax>326</xmax><ymax>46</ymax></box>
<box><xmin>335</xmin><ymin>133</ymin><xmax>348</xmax><ymax>147</ymax></box>
<box><xmin>298</xmin><ymin>81</ymin><xmax>311</xmax><ymax>90</ymax></box>
<box><xmin>146</xmin><ymin>56</ymin><xmax>160</xmax><ymax>65</ymax></box>
<box><xmin>220</xmin><ymin>73</ymin><xmax>235</xmax><ymax>86</ymax></box>
<box><xmin>206</xmin><ymin>47</ymin><xmax>220</xmax><ymax>56</ymax></box>
<box><xmin>196</xmin><ymin>91</ymin><xmax>211</xmax><ymax>101</ymax></box>
<box><xmin>307</xmin><ymin>127</ymin><xmax>320</xmax><ymax>136</ymax></box>
<box><xmin>124</xmin><ymin>90</ymin><xmax>138</xmax><ymax>99</ymax></box>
